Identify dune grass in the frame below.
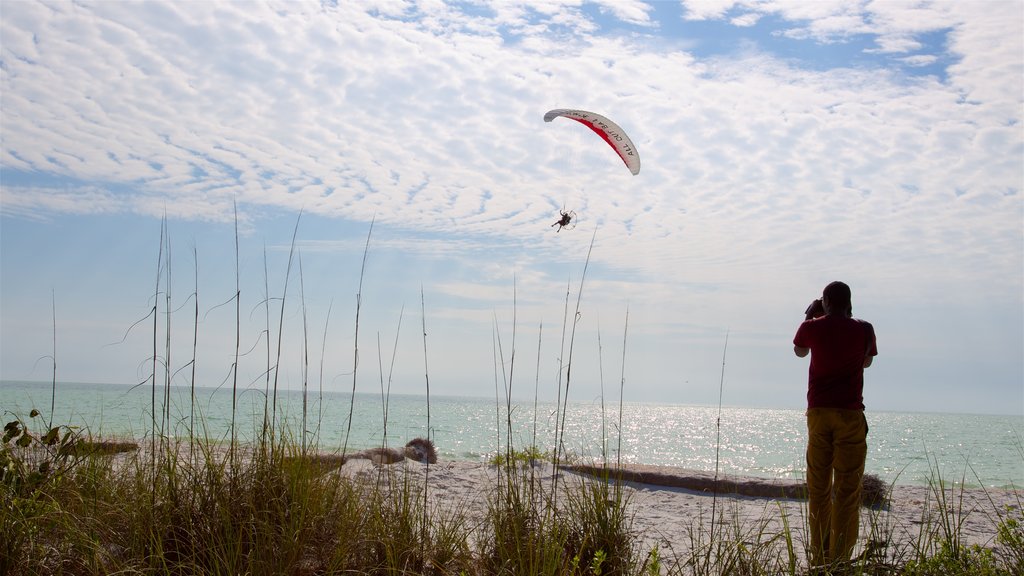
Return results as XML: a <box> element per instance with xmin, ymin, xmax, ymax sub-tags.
<box><xmin>3</xmin><ymin>412</ymin><xmax>1021</xmax><ymax>575</ymax></box>
<box><xmin>3</xmin><ymin>220</ymin><xmax>1022</xmax><ymax>575</ymax></box>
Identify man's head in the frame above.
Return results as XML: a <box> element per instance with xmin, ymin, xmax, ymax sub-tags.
<box><xmin>822</xmin><ymin>281</ymin><xmax>852</xmax><ymax>317</ymax></box>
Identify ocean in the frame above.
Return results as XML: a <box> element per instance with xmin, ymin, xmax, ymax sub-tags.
<box><xmin>2</xmin><ymin>380</ymin><xmax>1021</xmax><ymax>488</ymax></box>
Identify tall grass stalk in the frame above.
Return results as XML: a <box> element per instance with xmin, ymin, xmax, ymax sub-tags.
<box><xmin>508</xmin><ymin>280</ymin><xmax>517</xmax><ymax>462</ymax></box>
<box><xmin>493</xmin><ymin>313</ymin><xmax>513</xmax><ymax>465</ymax></box>
<box><xmin>189</xmin><ymin>246</ymin><xmax>198</xmax><ymax>459</ymax></box>
<box><xmin>597</xmin><ymin>320</ymin><xmax>607</xmax><ymax>461</ymax></box>
<box><xmin>150</xmin><ymin>216</ymin><xmax>165</xmax><ymax>483</ymax></box>
<box><xmin>231</xmin><ymin>202</ymin><xmax>241</xmax><ymax>459</ymax></box>
<box><xmin>777</xmin><ymin>502</ymin><xmax>800</xmax><ymax>574</ymax></box>
<box><xmin>491</xmin><ymin>280</ymin><xmax>520</xmax><ymax>493</ymax></box>
<box><xmin>617</xmin><ymin>305</ymin><xmax>629</xmax><ymax>469</ymax></box>
<box><xmin>377</xmin><ymin>303</ymin><xmax>403</xmax><ymax>463</ymax></box>
<box><xmin>919</xmin><ymin>457</ymin><xmax>971</xmax><ymax>560</ymax></box>
<box><xmin>532</xmin><ymin>320</ymin><xmax>543</xmax><ymax>459</ymax></box>
<box><xmin>553</xmin><ymin>278</ymin><xmax>570</xmax><ymax>478</ymax></box>
<box><xmin>420</xmin><ymin>286</ymin><xmax>433</xmax><ymax>561</ymax></box>
<box><xmin>316</xmin><ymin>299</ymin><xmax>333</xmax><ymax>442</ymax></box>
<box><xmin>492</xmin><ymin>317</ymin><xmax>502</xmax><ymax>476</ymax></box>
<box><xmin>421</xmin><ymin>286</ymin><xmax>431</xmax><ymax>445</ymax></box>
<box><xmin>48</xmin><ymin>289</ymin><xmax>56</xmax><ymax>429</ymax></box>
<box><xmin>552</xmin><ymin>229</ymin><xmax>597</xmax><ymax>497</ymax></box>
<box><xmin>262</xmin><ymin>244</ymin><xmax>272</xmax><ymax>444</ymax></box>
<box><xmin>271</xmin><ymin>213</ymin><xmax>303</xmax><ymax>459</ymax></box>
<box><xmin>532</xmin><ymin>320</ymin><xmax>544</xmax><ymax>501</ymax></box>
<box><xmin>161</xmin><ymin>231</ymin><xmax>172</xmax><ymax>449</ymax></box>
<box><xmin>708</xmin><ymin>328</ymin><xmax>730</xmax><ymax>567</ymax></box>
<box><xmin>342</xmin><ymin>217</ymin><xmax>372</xmax><ymax>460</ymax></box>
<box><xmin>299</xmin><ymin>251</ymin><xmax>310</xmax><ymax>454</ymax></box>
<box><xmin>371</xmin><ymin>322</ymin><xmax>402</xmax><ymax>494</ymax></box>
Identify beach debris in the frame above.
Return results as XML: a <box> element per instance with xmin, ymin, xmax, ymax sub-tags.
<box><xmin>861</xmin><ymin>473</ymin><xmax>889</xmax><ymax>509</ymax></box>
<box><xmin>359</xmin><ymin>446</ymin><xmax>405</xmax><ymax>465</ymax></box>
<box><xmin>284</xmin><ymin>437</ymin><xmax>438</xmax><ymax>470</ymax></box>
<box><xmin>404</xmin><ymin>437</ymin><xmax>437</xmax><ymax>464</ymax></box>
<box><xmin>345</xmin><ymin>437</ymin><xmax>437</xmax><ymax>466</ymax></box>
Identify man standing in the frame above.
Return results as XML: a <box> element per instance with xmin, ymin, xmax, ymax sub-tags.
<box><xmin>793</xmin><ymin>281</ymin><xmax>878</xmax><ymax>568</ymax></box>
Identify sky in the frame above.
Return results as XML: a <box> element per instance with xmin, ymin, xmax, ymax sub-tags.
<box><xmin>1</xmin><ymin>0</ymin><xmax>1021</xmax><ymax>416</ymax></box>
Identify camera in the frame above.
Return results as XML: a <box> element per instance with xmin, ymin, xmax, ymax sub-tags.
<box><xmin>804</xmin><ymin>298</ymin><xmax>825</xmax><ymax>320</ymax></box>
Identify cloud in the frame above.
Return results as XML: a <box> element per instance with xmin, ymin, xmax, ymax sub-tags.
<box><xmin>0</xmin><ymin>185</ymin><xmax>123</xmax><ymax>220</ymax></box>
<box><xmin>0</xmin><ymin>2</ymin><xmax>1015</xmax><ymax>253</ymax></box>
<box><xmin>1</xmin><ymin>1</ymin><xmax>1021</xmax><ymax>409</ymax></box>
<box><xmin>897</xmin><ymin>54</ymin><xmax>938</xmax><ymax>67</ymax></box>
<box><xmin>681</xmin><ymin>0</ymin><xmax>738</xmax><ymax>21</ymax></box>
<box><xmin>591</xmin><ymin>0</ymin><xmax>655</xmax><ymax>27</ymax></box>
<box><xmin>4</xmin><ymin>1</ymin><xmax>1015</xmax><ymax>286</ymax></box>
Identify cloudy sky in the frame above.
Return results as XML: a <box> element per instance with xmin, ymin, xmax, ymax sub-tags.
<box><xmin>1</xmin><ymin>0</ymin><xmax>1021</xmax><ymax>415</ymax></box>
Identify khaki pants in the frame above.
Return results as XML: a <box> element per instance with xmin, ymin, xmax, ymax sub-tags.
<box><xmin>806</xmin><ymin>408</ymin><xmax>867</xmax><ymax>567</ymax></box>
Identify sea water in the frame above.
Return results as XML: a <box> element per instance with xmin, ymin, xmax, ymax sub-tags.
<box><xmin>2</xmin><ymin>380</ymin><xmax>1021</xmax><ymax>488</ymax></box>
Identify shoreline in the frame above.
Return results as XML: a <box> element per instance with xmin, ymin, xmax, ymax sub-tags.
<box><xmin>83</xmin><ymin>434</ymin><xmax>1020</xmax><ymax>490</ymax></box>
<box><xmin>4</xmin><ymin>380</ymin><xmax>1021</xmax><ymax>489</ymax></box>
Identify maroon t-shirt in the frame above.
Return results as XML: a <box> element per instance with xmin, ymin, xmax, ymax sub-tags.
<box><xmin>793</xmin><ymin>315</ymin><xmax>877</xmax><ymax>410</ymax></box>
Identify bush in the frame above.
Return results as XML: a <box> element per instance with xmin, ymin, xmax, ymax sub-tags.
<box><xmin>902</xmin><ymin>540</ymin><xmax>1004</xmax><ymax>576</ymax></box>
<box><xmin>995</xmin><ymin>504</ymin><xmax>1024</xmax><ymax>574</ymax></box>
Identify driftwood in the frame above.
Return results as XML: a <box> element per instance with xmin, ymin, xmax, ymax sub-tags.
<box><xmin>563</xmin><ymin>464</ymin><xmax>888</xmax><ymax>508</ymax></box>
<box><xmin>293</xmin><ymin>437</ymin><xmax>439</xmax><ymax>469</ymax></box>
<box><xmin>563</xmin><ymin>464</ymin><xmax>806</xmax><ymax>499</ymax></box>
<box><xmin>351</xmin><ymin>437</ymin><xmax>437</xmax><ymax>464</ymax></box>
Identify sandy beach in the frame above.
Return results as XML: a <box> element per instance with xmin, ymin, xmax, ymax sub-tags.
<box><xmin>339</xmin><ymin>458</ymin><xmax>1021</xmax><ymax>564</ymax></box>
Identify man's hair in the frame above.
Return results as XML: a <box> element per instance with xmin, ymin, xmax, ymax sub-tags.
<box><xmin>823</xmin><ymin>281</ymin><xmax>852</xmax><ymax>311</ymax></box>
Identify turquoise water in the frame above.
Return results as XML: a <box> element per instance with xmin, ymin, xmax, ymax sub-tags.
<box><xmin>2</xmin><ymin>380</ymin><xmax>1021</xmax><ymax>488</ymax></box>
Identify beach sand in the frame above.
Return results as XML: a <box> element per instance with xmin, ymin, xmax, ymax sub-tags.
<box><xmin>338</xmin><ymin>458</ymin><xmax>1021</xmax><ymax>565</ymax></box>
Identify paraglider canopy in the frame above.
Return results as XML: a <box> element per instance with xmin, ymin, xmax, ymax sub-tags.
<box><xmin>544</xmin><ymin>109</ymin><xmax>640</xmax><ymax>175</ymax></box>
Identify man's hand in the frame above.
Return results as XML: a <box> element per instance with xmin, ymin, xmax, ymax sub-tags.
<box><xmin>804</xmin><ymin>299</ymin><xmax>825</xmax><ymax>320</ymax></box>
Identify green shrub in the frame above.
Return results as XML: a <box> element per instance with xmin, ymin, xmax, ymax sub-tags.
<box><xmin>1</xmin><ymin>410</ymin><xmax>88</xmax><ymax>575</ymax></box>
<box><xmin>2</xmin><ymin>410</ymin><xmax>82</xmax><ymax>496</ymax></box>
<box><xmin>902</xmin><ymin>540</ymin><xmax>1004</xmax><ymax>576</ymax></box>
<box><xmin>995</xmin><ymin>504</ymin><xmax>1024</xmax><ymax>574</ymax></box>
<box><xmin>488</xmin><ymin>445</ymin><xmax>553</xmax><ymax>467</ymax></box>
